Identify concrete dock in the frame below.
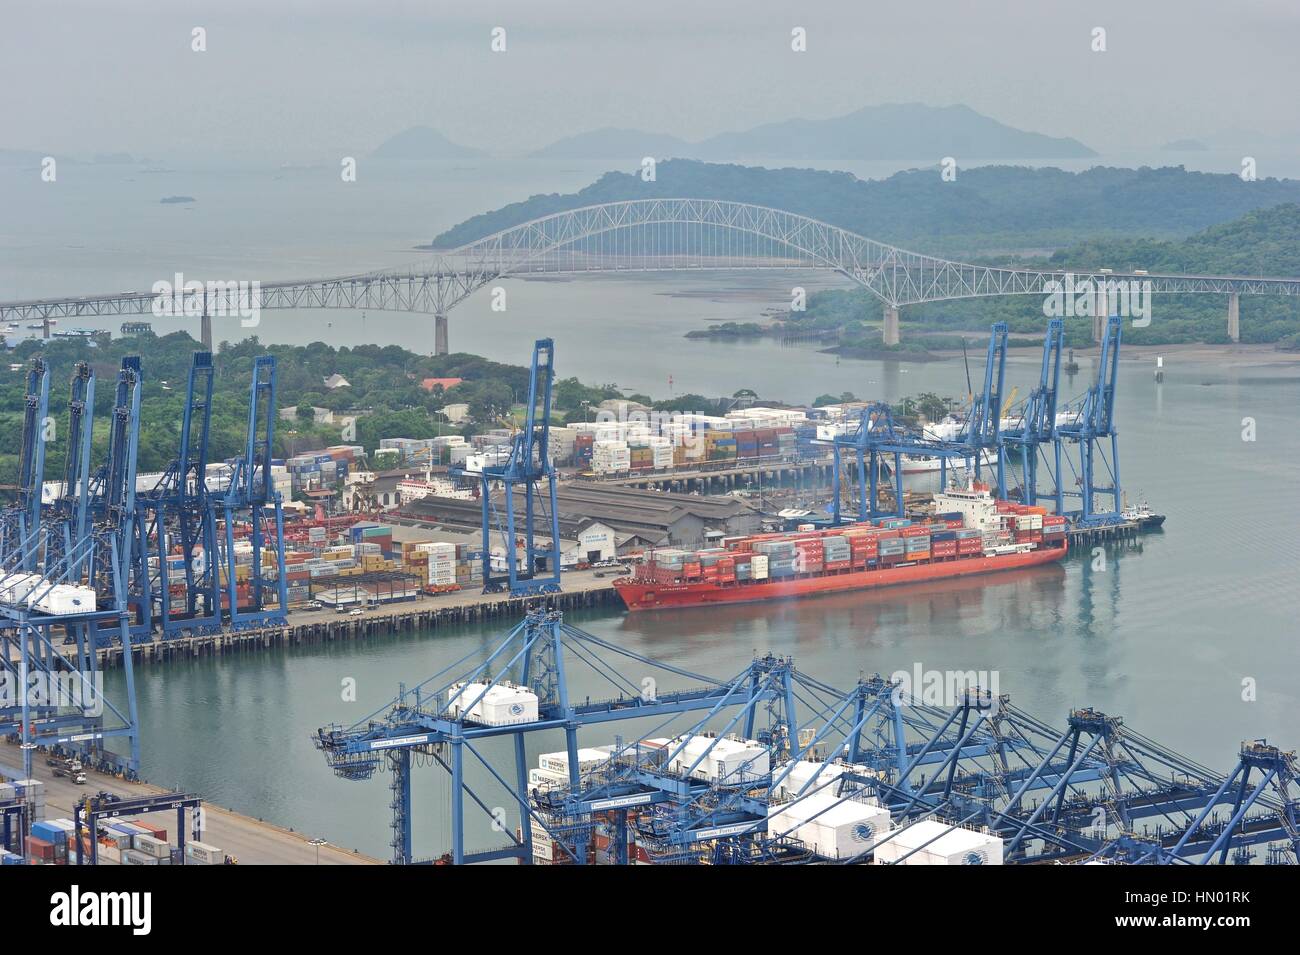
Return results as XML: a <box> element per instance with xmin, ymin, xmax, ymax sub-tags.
<box><xmin>2</xmin><ymin>741</ymin><xmax>380</xmax><ymax>865</ymax></box>
<box><xmin>95</xmin><ymin>567</ymin><xmax>623</xmax><ymax>669</ymax></box>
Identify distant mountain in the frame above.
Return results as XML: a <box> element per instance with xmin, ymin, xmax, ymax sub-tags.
<box><xmin>695</xmin><ymin>104</ymin><xmax>1095</xmax><ymax>160</ymax></box>
<box><xmin>529</xmin><ymin>104</ymin><xmax>1094</xmax><ymax>161</ymax></box>
<box><xmin>531</xmin><ymin>127</ymin><xmax>696</xmax><ymax>159</ymax></box>
<box><xmin>372</xmin><ymin>126</ymin><xmax>485</xmax><ymax>160</ymax></box>
<box><xmin>428</xmin><ymin>159</ymin><xmax>1300</xmax><ymax>257</ymax></box>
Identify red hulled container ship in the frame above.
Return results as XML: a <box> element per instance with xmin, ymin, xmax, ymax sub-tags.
<box><xmin>614</xmin><ymin>482</ymin><xmax>1067</xmax><ymax>612</ymax></box>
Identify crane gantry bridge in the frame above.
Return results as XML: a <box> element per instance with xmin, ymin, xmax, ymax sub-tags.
<box><xmin>314</xmin><ymin>607</ymin><xmax>1299</xmax><ymax>866</ymax></box>
<box><xmin>3</xmin><ymin>199</ymin><xmax>1298</xmax><ymax>354</ymax></box>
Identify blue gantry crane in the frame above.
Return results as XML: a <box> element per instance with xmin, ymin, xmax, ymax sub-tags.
<box><xmin>0</xmin><ymin>356</ymin><xmax>144</xmax><ymax>778</ymax></box>
<box><xmin>997</xmin><ymin>317</ymin><xmax>1065</xmax><ymax>506</ymax></box>
<box><xmin>219</xmin><ymin>355</ymin><xmax>288</xmax><ymax>629</ymax></box>
<box><xmin>957</xmin><ymin>321</ymin><xmax>1009</xmax><ymax>484</ymax></box>
<box><xmin>826</xmin><ymin>323</ymin><xmax>1011</xmax><ymax>523</ymax></box>
<box><xmin>475</xmin><ymin>339</ymin><xmax>561</xmax><ymax>595</ymax></box>
<box><xmin>315</xmin><ymin>608</ymin><xmax>1298</xmax><ymax>865</ymax></box>
<box><xmin>314</xmin><ymin>607</ymin><xmax>760</xmax><ymax>863</ymax></box>
<box><xmin>2</xmin><ymin>349</ymin><xmax>296</xmax><ymax>779</ymax></box>
<box><xmin>137</xmin><ymin>352</ymin><xmax>223</xmax><ymax>638</ymax></box>
<box><xmin>1055</xmin><ymin>315</ymin><xmax>1123</xmax><ymax>525</ymax></box>
<box><xmin>0</xmin><ymin>358</ymin><xmax>51</xmax><ymax>566</ymax></box>
<box><xmin>828</xmin><ymin>403</ymin><xmax>968</xmax><ymax>523</ymax></box>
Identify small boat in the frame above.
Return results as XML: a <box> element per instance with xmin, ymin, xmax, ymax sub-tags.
<box><xmin>1121</xmin><ymin>499</ymin><xmax>1165</xmax><ymax>529</ymax></box>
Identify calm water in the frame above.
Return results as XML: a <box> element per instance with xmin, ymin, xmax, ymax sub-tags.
<box><xmin>3</xmin><ymin>158</ymin><xmax>1298</xmax><ymax>859</ymax></box>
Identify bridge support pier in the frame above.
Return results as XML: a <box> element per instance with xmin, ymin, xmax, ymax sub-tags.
<box><xmin>200</xmin><ymin>310</ymin><xmax>213</xmax><ymax>352</ymax></box>
<box><xmin>882</xmin><ymin>304</ymin><xmax>900</xmax><ymax>346</ymax></box>
<box><xmin>435</xmin><ymin>312</ymin><xmax>448</xmax><ymax>356</ymax></box>
<box><xmin>1092</xmin><ymin>285</ymin><xmax>1109</xmax><ymax>344</ymax></box>
<box><xmin>1227</xmin><ymin>292</ymin><xmax>1240</xmax><ymax>343</ymax></box>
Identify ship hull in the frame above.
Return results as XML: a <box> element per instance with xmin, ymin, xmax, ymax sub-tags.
<box><xmin>615</xmin><ymin>544</ymin><xmax>1066</xmax><ymax>612</ymax></box>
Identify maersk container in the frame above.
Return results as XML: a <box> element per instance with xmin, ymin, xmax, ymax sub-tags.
<box><xmin>186</xmin><ymin>841</ymin><xmax>221</xmax><ymax>865</ymax></box>
<box><xmin>133</xmin><ymin>833</ymin><xmax>170</xmax><ymax>858</ymax></box>
<box><xmin>120</xmin><ymin>848</ymin><xmax>161</xmax><ymax>866</ymax></box>
<box><xmin>528</xmin><ymin>767</ymin><xmax>570</xmax><ymax>791</ymax></box>
<box><xmin>538</xmin><ymin>748</ymin><xmax>608</xmax><ymax>775</ymax></box>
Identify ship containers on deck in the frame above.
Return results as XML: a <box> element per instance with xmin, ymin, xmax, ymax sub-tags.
<box><xmin>769</xmin><ymin>558</ymin><xmax>798</xmax><ymax>578</ymax></box>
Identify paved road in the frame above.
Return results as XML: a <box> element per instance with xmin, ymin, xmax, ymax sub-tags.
<box><xmin>3</xmin><ymin>742</ymin><xmax>380</xmax><ymax>865</ymax></box>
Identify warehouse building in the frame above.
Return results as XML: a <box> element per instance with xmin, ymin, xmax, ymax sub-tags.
<box><xmin>402</xmin><ymin>483</ymin><xmax>761</xmax><ymax>552</ymax></box>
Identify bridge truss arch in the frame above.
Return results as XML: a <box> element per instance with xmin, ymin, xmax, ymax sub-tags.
<box><xmin>2</xmin><ymin>198</ymin><xmax>1298</xmax><ymax>353</ymax></box>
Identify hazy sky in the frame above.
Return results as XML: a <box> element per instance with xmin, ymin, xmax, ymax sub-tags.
<box><xmin>3</xmin><ymin>0</ymin><xmax>1298</xmax><ymax>160</ymax></box>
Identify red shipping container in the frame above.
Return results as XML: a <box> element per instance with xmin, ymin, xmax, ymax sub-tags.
<box><xmin>825</xmin><ymin>560</ymin><xmax>851</xmax><ymax>571</ymax></box>
<box><xmin>27</xmin><ymin>836</ymin><xmax>54</xmax><ymax>861</ymax></box>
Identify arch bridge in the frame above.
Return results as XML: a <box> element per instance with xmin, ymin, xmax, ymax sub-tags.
<box><xmin>3</xmin><ymin>198</ymin><xmax>1298</xmax><ymax>354</ymax></box>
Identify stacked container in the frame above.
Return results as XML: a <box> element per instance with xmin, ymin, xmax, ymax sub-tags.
<box><xmin>822</xmin><ymin>534</ymin><xmax>850</xmax><ymax>570</ymax></box>
<box><xmin>592</xmin><ymin>440</ymin><xmax>631</xmax><ymax>474</ymax></box>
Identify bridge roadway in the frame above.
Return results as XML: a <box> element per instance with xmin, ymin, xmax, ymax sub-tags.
<box><xmin>2</xmin><ymin>199</ymin><xmax>1297</xmax><ymax>352</ymax></box>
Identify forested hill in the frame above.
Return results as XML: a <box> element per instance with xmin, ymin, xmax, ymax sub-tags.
<box><xmin>1049</xmin><ymin>202</ymin><xmax>1300</xmax><ymax>277</ymax></box>
<box><xmin>428</xmin><ymin>160</ymin><xmax>1300</xmax><ymax>258</ymax></box>
<box><xmin>792</xmin><ymin>203</ymin><xmax>1300</xmax><ymax>348</ymax></box>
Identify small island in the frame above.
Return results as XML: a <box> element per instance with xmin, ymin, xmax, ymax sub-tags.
<box><xmin>684</xmin><ymin>322</ymin><xmax>768</xmax><ymax>340</ymax></box>
<box><xmin>160</xmin><ymin>195</ymin><xmax>196</xmax><ymax>204</ymax></box>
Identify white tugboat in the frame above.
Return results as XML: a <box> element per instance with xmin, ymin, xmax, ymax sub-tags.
<box><xmin>1121</xmin><ymin>495</ymin><xmax>1166</xmax><ymax>529</ymax></box>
